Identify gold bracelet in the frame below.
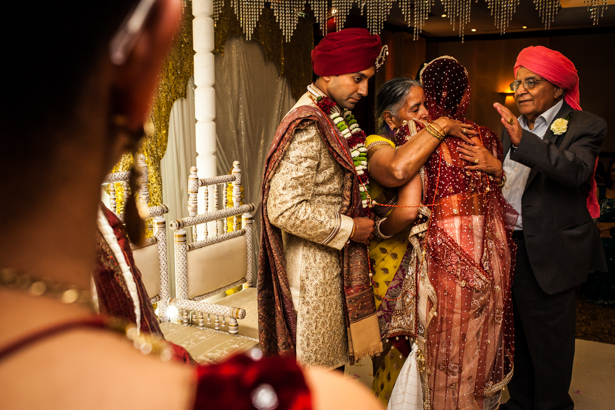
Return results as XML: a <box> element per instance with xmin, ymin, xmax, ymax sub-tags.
<box><xmin>431</xmin><ymin>121</ymin><xmax>446</xmax><ymax>135</ymax></box>
<box><xmin>425</xmin><ymin>124</ymin><xmax>445</xmax><ymax>141</ymax></box>
<box><xmin>426</xmin><ymin>122</ymin><xmax>446</xmax><ymax>139</ymax></box>
<box><xmin>497</xmin><ymin>174</ymin><xmax>507</xmax><ymax>188</ymax></box>
<box><xmin>350</xmin><ymin>219</ymin><xmax>357</xmax><ymax>240</ymax></box>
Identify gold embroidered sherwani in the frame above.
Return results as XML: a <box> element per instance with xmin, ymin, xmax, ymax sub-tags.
<box><xmin>266</xmin><ymin>92</ymin><xmax>355</xmax><ymax>369</ymax></box>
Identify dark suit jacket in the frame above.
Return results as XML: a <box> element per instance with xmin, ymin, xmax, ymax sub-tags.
<box><xmin>502</xmin><ymin>101</ymin><xmax>608</xmax><ymax>295</ymax></box>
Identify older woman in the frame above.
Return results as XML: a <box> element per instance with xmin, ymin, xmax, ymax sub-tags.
<box><xmin>366</xmin><ymin>57</ymin><xmax>517</xmax><ymax>410</ymax></box>
<box><xmin>0</xmin><ymin>1</ymin><xmax>383</xmax><ymax>410</ymax></box>
<box><xmin>366</xmin><ymin>78</ymin><xmax>428</xmax><ymax>405</ymax></box>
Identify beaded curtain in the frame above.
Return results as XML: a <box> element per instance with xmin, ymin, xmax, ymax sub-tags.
<box><xmin>214</xmin><ymin>0</ymin><xmax>609</xmax><ymax>41</ymax></box>
<box><xmin>214</xmin><ymin>1</ymin><xmax>313</xmax><ymax>100</ymax></box>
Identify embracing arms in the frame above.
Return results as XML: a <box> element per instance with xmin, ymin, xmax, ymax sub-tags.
<box><xmin>378</xmin><ymin>173</ymin><xmax>422</xmax><ymax>237</ymax></box>
<box><xmin>368</xmin><ymin>118</ymin><xmax>475</xmax><ymax>188</ymax></box>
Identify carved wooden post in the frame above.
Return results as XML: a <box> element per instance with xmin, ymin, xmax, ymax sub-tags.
<box><xmin>242</xmin><ymin>212</ymin><xmax>254</xmax><ymax>288</ymax></box>
<box><xmin>174</xmin><ymin>229</ymin><xmax>188</xmax><ymax>326</ymax></box>
<box><xmin>232</xmin><ymin>161</ymin><xmax>241</xmax><ymax>231</ymax></box>
<box><xmin>154</xmin><ymin>216</ymin><xmax>169</xmax><ymax>321</ymax></box>
<box><xmin>188</xmin><ymin>166</ymin><xmax>199</xmax><ymax>241</ymax></box>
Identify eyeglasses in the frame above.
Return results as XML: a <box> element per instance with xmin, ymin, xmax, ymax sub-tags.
<box><xmin>509</xmin><ymin>78</ymin><xmax>544</xmax><ymax>92</ymax></box>
<box><xmin>109</xmin><ymin>0</ymin><xmax>157</xmax><ymax>65</ymax></box>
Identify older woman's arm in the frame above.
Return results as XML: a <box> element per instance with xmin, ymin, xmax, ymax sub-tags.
<box><xmin>369</xmin><ymin>117</ymin><xmax>475</xmax><ymax>188</ymax></box>
<box><xmin>378</xmin><ymin>172</ymin><xmax>422</xmax><ymax>236</ymax></box>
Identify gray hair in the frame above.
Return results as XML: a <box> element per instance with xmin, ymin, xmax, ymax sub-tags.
<box><xmin>375</xmin><ymin>77</ymin><xmax>422</xmax><ymax>135</ymax></box>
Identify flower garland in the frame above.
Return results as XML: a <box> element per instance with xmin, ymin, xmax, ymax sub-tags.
<box><xmin>308</xmin><ymin>88</ymin><xmax>370</xmax><ymax>213</ymax></box>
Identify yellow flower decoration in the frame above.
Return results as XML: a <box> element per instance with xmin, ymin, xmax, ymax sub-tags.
<box><xmin>551</xmin><ymin>118</ymin><xmax>569</xmax><ymax>135</ymax></box>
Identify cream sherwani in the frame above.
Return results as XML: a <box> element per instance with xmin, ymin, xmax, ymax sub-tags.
<box><xmin>266</xmin><ymin>92</ymin><xmax>354</xmax><ymax>369</ymax></box>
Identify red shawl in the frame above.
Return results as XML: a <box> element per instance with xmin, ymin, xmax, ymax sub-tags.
<box><xmin>94</xmin><ymin>204</ymin><xmax>193</xmax><ymax>364</ymax></box>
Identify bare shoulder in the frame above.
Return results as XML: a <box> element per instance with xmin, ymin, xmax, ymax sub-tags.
<box><xmin>304</xmin><ymin>367</ymin><xmax>384</xmax><ymax>410</ymax></box>
<box><xmin>0</xmin><ymin>327</ymin><xmax>195</xmax><ymax>410</ymax></box>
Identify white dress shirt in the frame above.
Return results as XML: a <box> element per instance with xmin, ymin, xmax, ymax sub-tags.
<box><xmin>502</xmin><ymin>100</ymin><xmax>564</xmax><ymax>230</ymax></box>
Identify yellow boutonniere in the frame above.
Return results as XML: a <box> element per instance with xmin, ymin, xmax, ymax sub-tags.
<box><xmin>551</xmin><ymin>118</ymin><xmax>569</xmax><ymax>135</ymax></box>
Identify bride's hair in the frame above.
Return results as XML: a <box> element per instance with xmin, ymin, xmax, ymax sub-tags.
<box><xmin>375</xmin><ymin>77</ymin><xmax>421</xmax><ymax>135</ymax></box>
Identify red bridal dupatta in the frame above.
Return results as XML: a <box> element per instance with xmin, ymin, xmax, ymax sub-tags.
<box><xmin>419</xmin><ymin>56</ymin><xmax>518</xmax><ymax>409</ymax></box>
<box><xmin>258</xmin><ymin>104</ymin><xmax>382</xmax><ymax>363</ymax></box>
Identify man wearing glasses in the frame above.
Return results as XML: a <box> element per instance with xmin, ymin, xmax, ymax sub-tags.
<box><xmin>494</xmin><ymin>47</ymin><xmax>607</xmax><ymax>410</ymax></box>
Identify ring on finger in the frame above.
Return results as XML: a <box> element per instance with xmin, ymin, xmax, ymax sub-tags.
<box><xmin>507</xmin><ymin>117</ymin><xmax>514</xmax><ymax>125</ymax></box>
<box><xmin>474</xmin><ymin>158</ymin><xmax>479</xmax><ymax>164</ymax></box>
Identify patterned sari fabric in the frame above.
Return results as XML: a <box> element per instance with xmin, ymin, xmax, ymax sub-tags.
<box><xmin>94</xmin><ymin>205</ymin><xmax>165</xmax><ymax>338</ymax></box>
<box><xmin>366</xmin><ymin>129</ymin><xmax>432</xmax><ymax>405</ymax></box>
<box><xmin>94</xmin><ymin>204</ymin><xmax>194</xmax><ymax>365</ymax></box>
<box><xmin>258</xmin><ymin>105</ymin><xmax>381</xmax><ymax>364</ymax></box>
<box><xmin>420</xmin><ymin>57</ymin><xmax>517</xmax><ymax>409</ymax></box>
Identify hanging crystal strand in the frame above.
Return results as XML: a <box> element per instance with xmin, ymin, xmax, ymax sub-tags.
<box><xmin>441</xmin><ymin>0</ymin><xmax>472</xmax><ymax>41</ymax></box>
<box><xmin>270</xmin><ymin>0</ymin><xmax>306</xmax><ymax>42</ymax></box>
<box><xmin>533</xmin><ymin>0</ymin><xmax>560</xmax><ymax>30</ymax></box>
<box><xmin>585</xmin><ymin>0</ymin><xmax>608</xmax><ymax>25</ymax></box>
<box><xmin>332</xmin><ymin>0</ymin><xmax>355</xmax><ymax>31</ymax></box>
<box><xmin>486</xmin><ymin>0</ymin><xmax>520</xmax><ymax>34</ymax></box>
<box><xmin>213</xmin><ymin>0</ymin><xmax>223</xmax><ymax>23</ymax></box>
<box><xmin>231</xmin><ymin>0</ymin><xmax>265</xmax><ymax>40</ymax></box>
<box><xmin>363</xmin><ymin>0</ymin><xmax>393</xmax><ymax>35</ymax></box>
<box><xmin>309</xmin><ymin>0</ymin><xmax>328</xmax><ymax>35</ymax></box>
<box><xmin>401</xmin><ymin>0</ymin><xmax>433</xmax><ymax>40</ymax></box>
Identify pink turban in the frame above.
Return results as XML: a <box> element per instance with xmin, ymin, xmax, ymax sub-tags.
<box><xmin>312</xmin><ymin>28</ymin><xmax>382</xmax><ymax>77</ymax></box>
<box><xmin>514</xmin><ymin>46</ymin><xmax>582</xmax><ymax>111</ymax></box>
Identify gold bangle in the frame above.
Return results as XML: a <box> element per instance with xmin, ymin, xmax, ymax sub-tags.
<box><xmin>350</xmin><ymin>219</ymin><xmax>357</xmax><ymax>240</ymax></box>
<box><xmin>497</xmin><ymin>174</ymin><xmax>507</xmax><ymax>188</ymax></box>
<box><xmin>429</xmin><ymin>123</ymin><xmax>446</xmax><ymax>139</ymax></box>
<box><xmin>431</xmin><ymin>121</ymin><xmax>446</xmax><ymax>135</ymax></box>
<box><xmin>425</xmin><ymin>124</ymin><xmax>445</xmax><ymax>141</ymax></box>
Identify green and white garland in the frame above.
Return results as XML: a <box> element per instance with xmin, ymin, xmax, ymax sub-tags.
<box><xmin>308</xmin><ymin>84</ymin><xmax>370</xmax><ymax>213</ymax></box>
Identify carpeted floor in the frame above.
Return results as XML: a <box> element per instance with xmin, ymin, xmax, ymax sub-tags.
<box><xmin>575</xmin><ymin>294</ymin><xmax>615</xmax><ymax>345</ymax></box>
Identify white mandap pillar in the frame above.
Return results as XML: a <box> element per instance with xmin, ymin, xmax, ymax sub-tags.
<box><xmin>193</xmin><ymin>0</ymin><xmax>217</xmax><ymax>237</ymax></box>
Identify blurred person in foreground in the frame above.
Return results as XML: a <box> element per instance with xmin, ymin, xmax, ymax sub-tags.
<box><xmin>0</xmin><ymin>2</ymin><xmax>383</xmax><ymax>409</ymax></box>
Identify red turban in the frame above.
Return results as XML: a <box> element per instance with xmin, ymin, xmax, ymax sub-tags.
<box><xmin>514</xmin><ymin>46</ymin><xmax>582</xmax><ymax>111</ymax></box>
<box><xmin>312</xmin><ymin>28</ymin><xmax>382</xmax><ymax>76</ymax></box>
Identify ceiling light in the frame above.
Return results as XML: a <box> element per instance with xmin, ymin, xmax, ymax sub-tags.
<box><xmin>522</xmin><ymin>25</ymin><xmax>527</xmax><ymax>29</ymax></box>
<box><xmin>441</xmin><ymin>14</ymin><xmax>447</xmax><ymax>17</ymax></box>
<box><xmin>332</xmin><ymin>8</ymin><xmax>337</xmax><ymax>14</ymax></box>
<box><xmin>471</xmin><ymin>28</ymin><xmax>477</xmax><ymax>32</ymax></box>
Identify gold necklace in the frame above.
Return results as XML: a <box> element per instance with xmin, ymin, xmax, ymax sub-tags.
<box><xmin>0</xmin><ymin>268</ymin><xmax>92</xmax><ymax>308</ymax></box>
<box><xmin>0</xmin><ymin>268</ymin><xmax>176</xmax><ymax>362</ymax></box>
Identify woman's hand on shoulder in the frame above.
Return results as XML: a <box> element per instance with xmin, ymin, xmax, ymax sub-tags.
<box><xmin>433</xmin><ymin>117</ymin><xmax>476</xmax><ymax>144</ymax></box>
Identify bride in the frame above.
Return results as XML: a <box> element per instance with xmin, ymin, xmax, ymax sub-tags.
<box><xmin>367</xmin><ymin>57</ymin><xmax>517</xmax><ymax>410</ymax></box>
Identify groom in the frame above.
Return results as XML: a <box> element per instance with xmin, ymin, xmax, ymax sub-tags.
<box><xmin>258</xmin><ymin>28</ymin><xmax>384</xmax><ymax>370</ymax></box>
<box><xmin>495</xmin><ymin>46</ymin><xmax>607</xmax><ymax>410</ymax></box>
